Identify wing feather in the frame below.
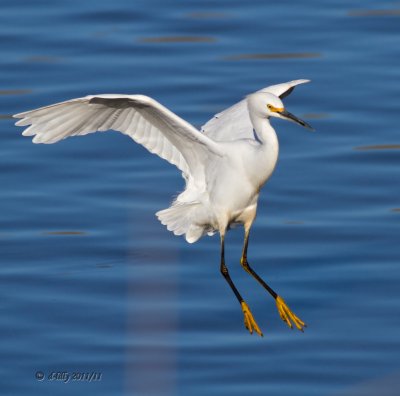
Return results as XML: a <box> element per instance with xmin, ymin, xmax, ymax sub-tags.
<box><xmin>14</xmin><ymin>94</ymin><xmax>223</xmax><ymax>178</ymax></box>
<box><xmin>202</xmin><ymin>79</ymin><xmax>310</xmax><ymax>142</ymax></box>
<box><xmin>117</xmin><ymin>108</ymin><xmax>133</xmax><ymax>132</ymax></box>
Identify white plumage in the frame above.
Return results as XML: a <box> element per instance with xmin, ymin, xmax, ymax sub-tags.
<box><xmin>201</xmin><ymin>79</ymin><xmax>309</xmax><ymax>141</ymax></box>
<box><xmin>14</xmin><ymin>80</ymin><xmax>313</xmax><ymax>336</ymax></box>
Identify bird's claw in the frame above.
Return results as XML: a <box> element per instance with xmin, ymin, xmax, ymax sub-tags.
<box><xmin>241</xmin><ymin>301</ymin><xmax>263</xmax><ymax>337</ymax></box>
<box><xmin>275</xmin><ymin>296</ymin><xmax>306</xmax><ymax>331</ymax></box>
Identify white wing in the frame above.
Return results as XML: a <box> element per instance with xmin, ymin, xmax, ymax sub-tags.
<box><xmin>259</xmin><ymin>79</ymin><xmax>310</xmax><ymax>99</ymax></box>
<box><xmin>14</xmin><ymin>94</ymin><xmax>223</xmax><ymax>179</ymax></box>
<box><xmin>202</xmin><ymin>79</ymin><xmax>310</xmax><ymax>142</ymax></box>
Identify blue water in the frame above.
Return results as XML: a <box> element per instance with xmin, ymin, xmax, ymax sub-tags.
<box><xmin>1</xmin><ymin>1</ymin><xmax>400</xmax><ymax>395</ymax></box>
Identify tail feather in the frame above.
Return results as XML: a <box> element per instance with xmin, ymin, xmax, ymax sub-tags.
<box><xmin>156</xmin><ymin>202</ymin><xmax>206</xmax><ymax>243</ymax></box>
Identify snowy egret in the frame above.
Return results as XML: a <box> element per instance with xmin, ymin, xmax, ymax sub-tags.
<box><xmin>14</xmin><ymin>79</ymin><xmax>313</xmax><ymax>336</ymax></box>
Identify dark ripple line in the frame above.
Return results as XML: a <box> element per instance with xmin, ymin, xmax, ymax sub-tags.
<box><xmin>139</xmin><ymin>36</ymin><xmax>216</xmax><ymax>43</ymax></box>
<box><xmin>355</xmin><ymin>144</ymin><xmax>400</xmax><ymax>151</ymax></box>
<box><xmin>0</xmin><ymin>89</ymin><xmax>32</xmax><ymax>95</ymax></box>
<box><xmin>223</xmin><ymin>52</ymin><xmax>321</xmax><ymax>61</ymax></box>
<box><xmin>349</xmin><ymin>9</ymin><xmax>400</xmax><ymax>17</ymax></box>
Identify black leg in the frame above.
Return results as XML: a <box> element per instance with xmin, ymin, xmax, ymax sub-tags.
<box><xmin>220</xmin><ymin>234</ymin><xmax>244</xmax><ymax>303</ymax></box>
<box><xmin>240</xmin><ymin>229</ymin><xmax>278</xmax><ymax>299</ymax></box>
<box><xmin>240</xmin><ymin>228</ymin><xmax>306</xmax><ymax>331</ymax></box>
<box><xmin>219</xmin><ymin>233</ymin><xmax>263</xmax><ymax>336</ymax></box>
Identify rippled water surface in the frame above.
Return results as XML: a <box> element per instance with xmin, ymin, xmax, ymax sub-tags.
<box><xmin>1</xmin><ymin>1</ymin><xmax>400</xmax><ymax>395</ymax></box>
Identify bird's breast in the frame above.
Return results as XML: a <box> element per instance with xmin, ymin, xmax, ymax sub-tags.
<box><xmin>205</xmin><ymin>141</ymin><xmax>277</xmax><ymax>222</ymax></box>
<box><xmin>240</xmin><ymin>139</ymin><xmax>279</xmax><ymax>190</ymax></box>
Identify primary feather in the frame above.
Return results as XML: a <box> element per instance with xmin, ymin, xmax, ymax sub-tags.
<box><xmin>14</xmin><ymin>94</ymin><xmax>222</xmax><ymax>180</ymax></box>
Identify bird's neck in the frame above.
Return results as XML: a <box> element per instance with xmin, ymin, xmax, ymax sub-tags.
<box><xmin>249</xmin><ymin>115</ymin><xmax>279</xmax><ymax>186</ymax></box>
<box><xmin>250</xmin><ymin>115</ymin><xmax>279</xmax><ymax>149</ymax></box>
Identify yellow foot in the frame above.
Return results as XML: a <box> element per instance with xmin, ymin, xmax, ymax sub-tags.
<box><xmin>275</xmin><ymin>296</ymin><xmax>306</xmax><ymax>331</ymax></box>
<box><xmin>241</xmin><ymin>301</ymin><xmax>263</xmax><ymax>337</ymax></box>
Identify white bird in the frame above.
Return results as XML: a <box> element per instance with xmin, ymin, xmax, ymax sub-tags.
<box><xmin>14</xmin><ymin>79</ymin><xmax>313</xmax><ymax>336</ymax></box>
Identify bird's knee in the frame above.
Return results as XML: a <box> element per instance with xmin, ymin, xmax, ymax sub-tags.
<box><xmin>240</xmin><ymin>255</ymin><xmax>248</xmax><ymax>267</ymax></box>
<box><xmin>220</xmin><ymin>262</ymin><xmax>229</xmax><ymax>277</ymax></box>
<box><xmin>240</xmin><ymin>256</ymin><xmax>252</xmax><ymax>274</ymax></box>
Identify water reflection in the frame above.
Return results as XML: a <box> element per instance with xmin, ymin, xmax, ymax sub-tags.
<box><xmin>223</xmin><ymin>52</ymin><xmax>321</xmax><ymax>60</ymax></box>
<box><xmin>95</xmin><ymin>263</ymin><xmax>114</xmax><ymax>268</ymax></box>
<box><xmin>43</xmin><ymin>231</ymin><xmax>87</xmax><ymax>236</ymax></box>
<box><xmin>0</xmin><ymin>89</ymin><xmax>32</xmax><ymax>95</ymax></box>
<box><xmin>139</xmin><ymin>36</ymin><xmax>216</xmax><ymax>43</ymax></box>
<box><xmin>185</xmin><ymin>12</ymin><xmax>229</xmax><ymax>19</ymax></box>
<box><xmin>349</xmin><ymin>9</ymin><xmax>400</xmax><ymax>17</ymax></box>
<box><xmin>354</xmin><ymin>144</ymin><xmax>400</xmax><ymax>150</ymax></box>
<box><xmin>23</xmin><ymin>55</ymin><xmax>61</xmax><ymax>63</ymax></box>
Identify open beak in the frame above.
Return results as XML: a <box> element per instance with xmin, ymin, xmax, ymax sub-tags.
<box><xmin>279</xmin><ymin>109</ymin><xmax>314</xmax><ymax>131</ymax></box>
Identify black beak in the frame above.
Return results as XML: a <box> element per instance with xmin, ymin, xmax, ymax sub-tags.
<box><xmin>279</xmin><ymin>109</ymin><xmax>314</xmax><ymax>131</ymax></box>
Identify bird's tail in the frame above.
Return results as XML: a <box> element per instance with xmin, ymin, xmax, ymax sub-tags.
<box><xmin>156</xmin><ymin>202</ymin><xmax>206</xmax><ymax>243</ymax></box>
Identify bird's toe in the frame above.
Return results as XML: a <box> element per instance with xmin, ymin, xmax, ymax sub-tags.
<box><xmin>241</xmin><ymin>301</ymin><xmax>263</xmax><ymax>337</ymax></box>
<box><xmin>275</xmin><ymin>296</ymin><xmax>306</xmax><ymax>332</ymax></box>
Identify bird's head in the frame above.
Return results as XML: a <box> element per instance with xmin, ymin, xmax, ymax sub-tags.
<box><xmin>248</xmin><ymin>92</ymin><xmax>313</xmax><ymax>130</ymax></box>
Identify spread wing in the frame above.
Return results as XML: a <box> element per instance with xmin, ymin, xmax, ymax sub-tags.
<box><xmin>14</xmin><ymin>94</ymin><xmax>223</xmax><ymax>179</ymax></box>
<box><xmin>201</xmin><ymin>79</ymin><xmax>310</xmax><ymax>142</ymax></box>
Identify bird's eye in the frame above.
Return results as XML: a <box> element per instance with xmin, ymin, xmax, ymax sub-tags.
<box><xmin>267</xmin><ymin>104</ymin><xmax>272</xmax><ymax>110</ymax></box>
